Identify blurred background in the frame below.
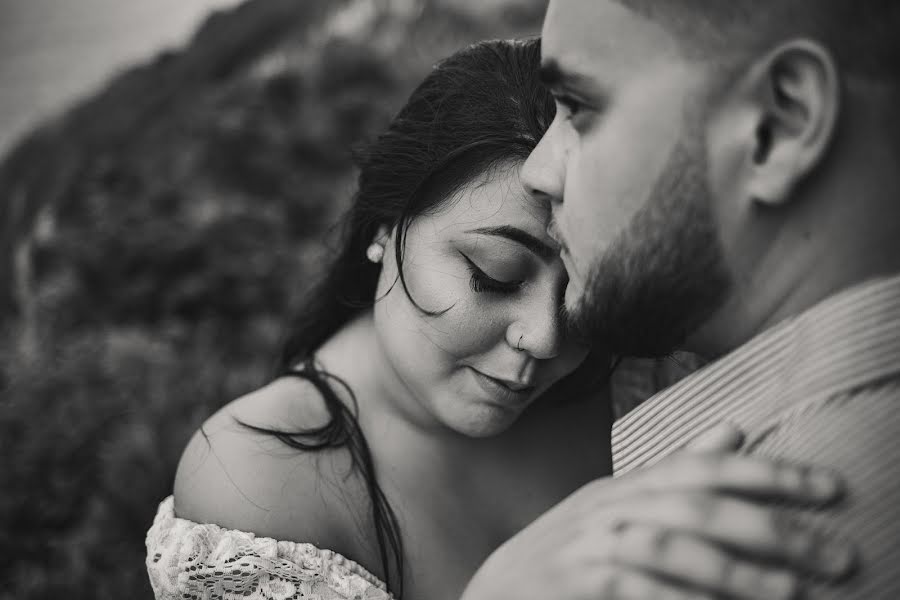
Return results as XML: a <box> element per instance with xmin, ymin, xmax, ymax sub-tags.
<box><xmin>0</xmin><ymin>0</ymin><xmax>547</xmax><ymax>596</ymax></box>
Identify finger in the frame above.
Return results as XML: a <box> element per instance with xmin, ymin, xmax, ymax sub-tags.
<box><xmin>626</xmin><ymin>452</ymin><xmax>844</xmax><ymax>505</ymax></box>
<box><xmin>682</xmin><ymin>422</ymin><xmax>745</xmax><ymax>453</ymax></box>
<box><xmin>606</xmin><ymin>520</ymin><xmax>802</xmax><ymax>600</ymax></box>
<box><xmin>586</xmin><ymin>564</ymin><xmax>717</xmax><ymax>600</ymax></box>
<box><xmin>604</xmin><ymin>494</ymin><xmax>856</xmax><ymax>581</ymax></box>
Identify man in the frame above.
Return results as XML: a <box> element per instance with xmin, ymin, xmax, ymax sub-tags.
<box><xmin>464</xmin><ymin>0</ymin><xmax>900</xmax><ymax>598</ymax></box>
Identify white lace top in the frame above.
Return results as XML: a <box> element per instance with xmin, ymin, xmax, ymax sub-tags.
<box><xmin>146</xmin><ymin>496</ymin><xmax>392</xmax><ymax>599</ymax></box>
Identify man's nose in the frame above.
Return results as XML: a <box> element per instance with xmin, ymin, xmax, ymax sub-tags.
<box><xmin>521</xmin><ymin>124</ymin><xmax>566</xmax><ymax>205</ymax></box>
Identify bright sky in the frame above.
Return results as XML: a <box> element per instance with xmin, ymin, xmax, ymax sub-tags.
<box><xmin>0</xmin><ymin>0</ymin><xmax>243</xmax><ymax>157</ymax></box>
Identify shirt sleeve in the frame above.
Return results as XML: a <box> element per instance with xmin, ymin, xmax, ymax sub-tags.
<box><xmin>750</xmin><ymin>380</ymin><xmax>900</xmax><ymax>599</ymax></box>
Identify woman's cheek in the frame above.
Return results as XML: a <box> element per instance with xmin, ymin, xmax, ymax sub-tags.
<box><xmin>402</xmin><ymin>265</ymin><xmax>508</xmax><ymax>360</ymax></box>
<box><xmin>377</xmin><ymin>258</ymin><xmax>479</xmax><ymax>359</ymax></box>
<box><xmin>431</xmin><ymin>295</ymin><xmax>509</xmax><ymax>359</ymax></box>
<box><xmin>380</xmin><ymin>236</ymin><xmax>511</xmax><ymax>362</ymax></box>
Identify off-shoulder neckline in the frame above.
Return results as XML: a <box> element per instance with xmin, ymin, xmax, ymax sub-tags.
<box><xmin>156</xmin><ymin>495</ymin><xmax>389</xmax><ymax>592</ymax></box>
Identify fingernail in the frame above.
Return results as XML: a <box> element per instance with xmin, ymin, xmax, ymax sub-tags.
<box><xmin>809</xmin><ymin>470</ymin><xmax>841</xmax><ymax>498</ymax></box>
<box><xmin>820</xmin><ymin>543</ymin><xmax>855</xmax><ymax>575</ymax></box>
<box><xmin>761</xmin><ymin>572</ymin><xmax>801</xmax><ymax>599</ymax></box>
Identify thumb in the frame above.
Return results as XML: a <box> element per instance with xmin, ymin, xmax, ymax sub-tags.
<box><xmin>682</xmin><ymin>422</ymin><xmax>745</xmax><ymax>453</ymax></box>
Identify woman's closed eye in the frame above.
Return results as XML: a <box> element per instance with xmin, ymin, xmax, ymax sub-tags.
<box><xmin>460</xmin><ymin>252</ymin><xmax>524</xmax><ymax>294</ymax></box>
<box><xmin>555</xmin><ymin>94</ymin><xmax>584</xmax><ymax>120</ymax></box>
<box><xmin>554</xmin><ymin>92</ymin><xmax>599</xmax><ymax>131</ymax></box>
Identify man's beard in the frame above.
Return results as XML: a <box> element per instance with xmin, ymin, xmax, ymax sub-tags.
<box><xmin>567</xmin><ymin>112</ymin><xmax>733</xmax><ymax>358</ymax></box>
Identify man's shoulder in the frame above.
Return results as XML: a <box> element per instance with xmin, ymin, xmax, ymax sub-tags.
<box><xmin>754</xmin><ymin>375</ymin><xmax>900</xmax><ymax>454</ymax></box>
<box><xmin>750</xmin><ymin>377</ymin><xmax>900</xmax><ymax>599</ymax></box>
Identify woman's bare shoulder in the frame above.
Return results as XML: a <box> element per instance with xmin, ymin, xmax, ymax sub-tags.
<box><xmin>173</xmin><ymin>376</ymin><xmax>372</xmax><ymax>555</ymax></box>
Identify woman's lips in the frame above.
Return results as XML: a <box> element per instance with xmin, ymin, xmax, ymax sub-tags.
<box><xmin>468</xmin><ymin>367</ymin><xmax>536</xmax><ymax>405</ymax></box>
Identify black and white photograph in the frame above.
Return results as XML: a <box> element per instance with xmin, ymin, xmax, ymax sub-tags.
<box><xmin>2</xmin><ymin>1</ymin><xmax>898</xmax><ymax>598</ymax></box>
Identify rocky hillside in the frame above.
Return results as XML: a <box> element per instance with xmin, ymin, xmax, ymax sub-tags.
<box><xmin>0</xmin><ymin>1</ymin><xmax>545</xmax><ymax>597</ymax></box>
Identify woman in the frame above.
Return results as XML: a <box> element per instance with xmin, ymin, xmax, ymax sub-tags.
<box><xmin>146</xmin><ymin>39</ymin><xmax>850</xmax><ymax>600</ymax></box>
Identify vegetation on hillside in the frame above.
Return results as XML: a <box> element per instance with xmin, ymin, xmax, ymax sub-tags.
<box><xmin>0</xmin><ymin>1</ymin><xmax>546</xmax><ymax>596</ymax></box>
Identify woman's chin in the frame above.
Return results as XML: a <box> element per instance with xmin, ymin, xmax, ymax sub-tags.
<box><xmin>439</xmin><ymin>400</ymin><xmax>525</xmax><ymax>438</ymax></box>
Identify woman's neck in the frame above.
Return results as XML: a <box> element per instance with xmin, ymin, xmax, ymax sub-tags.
<box><xmin>312</xmin><ymin>311</ymin><xmax>584</xmax><ymax>476</ymax></box>
<box><xmin>312</xmin><ymin>310</ymin><xmax>612</xmax><ymax>597</ymax></box>
<box><xmin>314</xmin><ymin>311</ymin><xmax>455</xmax><ymax>440</ymax></box>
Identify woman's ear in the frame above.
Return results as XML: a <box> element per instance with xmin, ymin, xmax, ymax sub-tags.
<box><xmin>373</xmin><ymin>224</ymin><xmax>390</xmax><ymax>247</ymax></box>
<box><xmin>744</xmin><ymin>40</ymin><xmax>841</xmax><ymax>206</ymax></box>
<box><xmin>366</xmin><ymin>224</ymin><xmax>392</xmax><ymax>264</ymax></box>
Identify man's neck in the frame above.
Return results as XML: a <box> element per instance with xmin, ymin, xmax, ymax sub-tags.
<box><xmin>689</xmin><ymin>141</ymin><xmax>900</xmax><ymax>358</ymax></box>
<box><xmin>686</xmin><ymin>261</ymin><xmax>900</xmax><ymax>361</ymax></box>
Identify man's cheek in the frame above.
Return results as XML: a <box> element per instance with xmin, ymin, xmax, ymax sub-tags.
<box><xmin>564</xmin><ymin>174</ymin><xmax>615</xmax><ymax>249</ymax></box>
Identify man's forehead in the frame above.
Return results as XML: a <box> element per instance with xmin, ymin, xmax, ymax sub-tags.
<box><xmin>542</xmin><ymin>0</ymin><xmax>681</xmax><ymax>78</ymax></box>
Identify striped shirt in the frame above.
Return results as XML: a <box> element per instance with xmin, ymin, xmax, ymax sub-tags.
<box><xmin>612</xmin><ymin>274</ymin><xmax>900</xmax><ymax>598</ymax></box>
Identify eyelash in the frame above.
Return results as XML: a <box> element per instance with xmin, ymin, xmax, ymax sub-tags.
<box><xmin>556</xmin><ymin>94</ymin><xmax>583</xmax><ymax>119</ymax></box>
<box><xmin>461</xmin><ymin>254</ymin><xmax>522</xmax><ymax>295</ymax></box>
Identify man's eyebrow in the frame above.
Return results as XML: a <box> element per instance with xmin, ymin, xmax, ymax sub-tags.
<box><xmin>465</xmin><ymin>226</ymin><xmax>557</xmax><ymax>260</ymax></box>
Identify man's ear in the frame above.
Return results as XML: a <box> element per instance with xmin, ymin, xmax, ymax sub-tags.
<box><xmin>731</xmin><ymin>40</ymin><xmax>841</xmax><ymax>207</ymax></box>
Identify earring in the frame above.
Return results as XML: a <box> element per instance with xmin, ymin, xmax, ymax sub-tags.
<box><xmin>366</xmin><ymin>242</ymin><xmax>384</xmax><ymax>264</ymax></box>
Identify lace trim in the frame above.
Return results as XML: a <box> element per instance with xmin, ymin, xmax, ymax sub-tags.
<box><xmin>146</xmin><ymin>496</ymin><xmax>392</xmax><ymax>600</ymax></box>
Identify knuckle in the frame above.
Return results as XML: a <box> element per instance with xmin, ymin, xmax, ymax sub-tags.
<box><xmin>615</xmin><ymin>570</ymin><xmax>656</xmax><ymax>599</ymax></box>
<box><xmin>610</xmin><ymin>517</ymin><xmax>632</xmax><ymax>538</ymax></box>
<box><xmin>772</xmin><ymin>461</ymin><xmax>805</xmax><ymax>491</ymax></box>
<box><xmin>719</xmin><ymin>561</ymin><xmax>758</xmax><ymax>596</ymax></box>
<box><xmin>559</xmin><ymin>537</ymin><xmax>596</xmax><ymax>568</ymax></box>
<box><xmin>773</xmin><ymin>512</ymin><xmax>813</xmax><ymax>556</ymax></box>
<box><xmin>712</xmin><ymin>555</ymin><xmax>738</xmax><ymax>590</ymax></box>
<box><xmin>647</xmin><ymin>526</ymin><xmax>676</xmax><ymax>562</ymax></box>
<box><xmin>604</xmin><ymin>522</ymin><xmax>634</xmax><ymax>564</ymax></box>
<box><xmin>719</xmin><ymin>557</ymin><xmax>804</xmax><ymax>599</ymax></box>
<box><xmin>616</xmin><ymin>521</ymin><xmax>674</xmax><ymax>565</ymax></box>
<box><xmin>593</xmin><ymin>567</ymin><xmax>623</xmax><ymax>598</ymax></box>
<box><xmin>766</xmin><ymin>509</ymin><xmax>788</xmax><ymax>539</ymax></box>
<box><xmin>761</xmin><ymin>570</ymin><xmax>802</xmax><ymax>600</ymax></box>
<box><xmin>680</xmin><ymin>492</ymin><xmax>718</xmax><ymax>529</ymax></box>
<box><xmin>589</xmin><ymin>531</ymin><xmax>618</xmax><ymax>565</ymax></box>
<box><xmin>676</xmin><ymin>451</ymin><xmax>720</xmax><ymax>482</ymax></box>
<box><xmin>776</xmin><ymin>577</ymin><xmax>802</xmax><ymax>600</ymax></box>
<box><xmin>657</xmin><ymin>587</ymin><xmax>707</xmax><ymax>600</ymax></box>
<box><xmin>697</xmin><ymin>452</ymin><xmax>725</xmax><ymax>479</ymax></box>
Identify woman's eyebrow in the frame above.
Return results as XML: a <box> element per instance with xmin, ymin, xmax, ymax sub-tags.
<box><xmin>465</xmin><ymin>226</ymin><xmax>557</xmax><ymax>260</ymax></box>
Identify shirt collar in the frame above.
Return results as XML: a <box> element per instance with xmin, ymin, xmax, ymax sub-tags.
<box><xmin>612</xmin><ymin>273</ymin><xmax>900</xmax><ymax>475</ymax></box>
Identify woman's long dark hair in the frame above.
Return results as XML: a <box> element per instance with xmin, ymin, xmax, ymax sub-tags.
<box><xmin>246</xmin><ymin>39</ymin><xmax>559</xmax><ymax>595</ymax></box>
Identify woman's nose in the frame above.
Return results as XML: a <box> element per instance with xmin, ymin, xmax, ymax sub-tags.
<box><xmin>510</xmin><ymin>292</ymin><xmax>565</xmax><ymax>360</ymax></box>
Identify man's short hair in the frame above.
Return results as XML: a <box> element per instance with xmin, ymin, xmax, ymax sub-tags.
<box><xmin>615</xmin><ymin>0</ymin><xmax>900</xmax><ymax>82</ymax></box>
